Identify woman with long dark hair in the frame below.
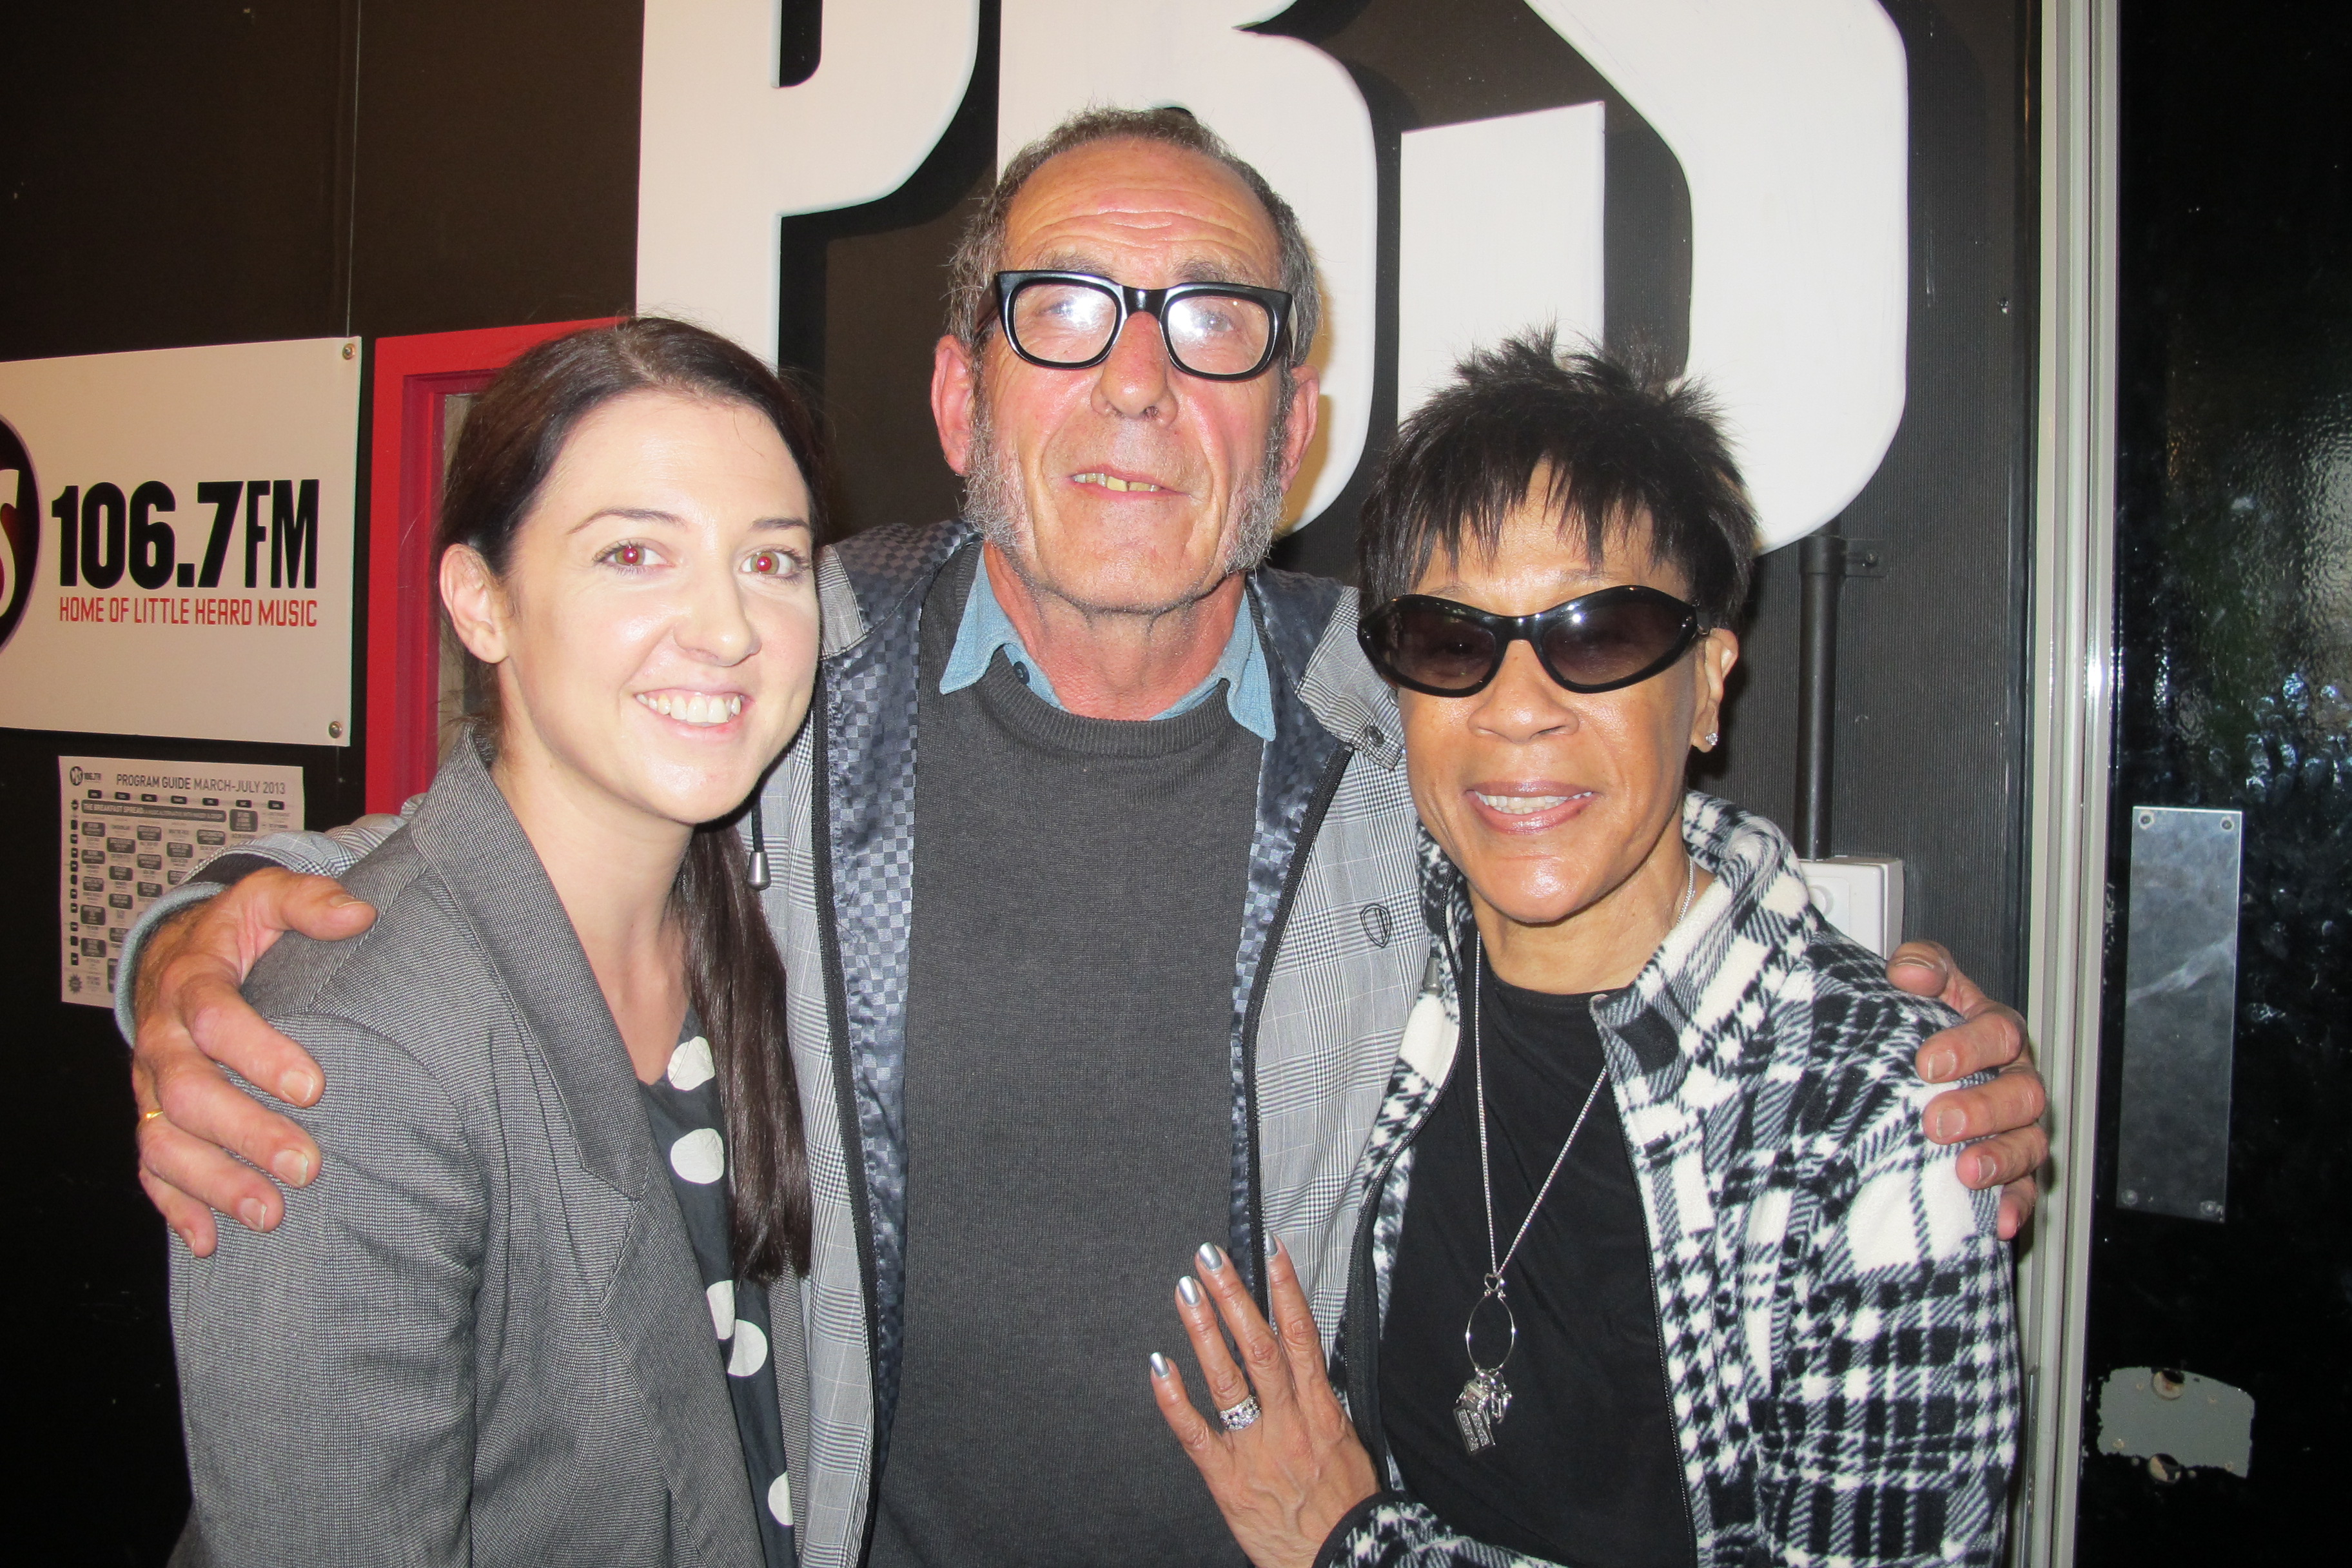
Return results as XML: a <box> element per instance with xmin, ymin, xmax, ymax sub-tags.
<box><xmin>169</xmin><ymin>318</ymin><xmax>828</xmax><ymax>1567</ymax></box>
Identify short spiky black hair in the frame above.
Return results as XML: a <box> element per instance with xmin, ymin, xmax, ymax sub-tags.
<box><xmin>1357</xmin><ymin>331</ymin><xmax>1758</xmax><ymax>627</ymax></box>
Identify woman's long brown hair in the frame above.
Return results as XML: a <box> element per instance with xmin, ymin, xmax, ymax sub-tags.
<box><xmin>436</xmin><ymin>317</ymin><xmax>828</xmax><ymax>1279</ymax></box>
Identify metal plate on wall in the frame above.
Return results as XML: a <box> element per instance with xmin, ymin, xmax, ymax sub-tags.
<box><xmin>2117</xmin><ymin>807</ymin><xmax>2243</xmax><ymax>1221</ymax></box>
<box><xmin>2095</xmin><ymin>1367</ymin><xmax>2255</xmax><ymax>1477</ymax></box>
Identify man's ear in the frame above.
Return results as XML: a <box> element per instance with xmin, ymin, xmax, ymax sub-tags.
<box><xmin>932</xmin><ymin>333</ymin><xmax>979</xmax><ymax>476</ymax></box>
<box><xmin>1277</xmin><ymin>359</ymin><xmax>1322</xmax><ymax>492</ymax></box>
<box><xmin>440</xmin><ymin>544</ymin><xmax>510</xmax><ymax>666</ymax></box>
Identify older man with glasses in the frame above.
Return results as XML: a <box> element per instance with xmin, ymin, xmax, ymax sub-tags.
<box><xmin>122</xmin><ymin>108</ymin><xmax>2048</xmax><ymax>1568</ymax></box>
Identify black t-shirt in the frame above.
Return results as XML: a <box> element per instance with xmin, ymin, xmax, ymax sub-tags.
<box><xmin>869</xmin><ymin>551</ymin><xmax>1257</xmax><ymax>1568</ymax></box>
<box><xmin>1378</xmin><ymin>969</ymin><xmax>1694</xmax><ymax>1568</ymax></box>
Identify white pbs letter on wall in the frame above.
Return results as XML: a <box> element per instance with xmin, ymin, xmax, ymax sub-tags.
<box><xmin>1396</xmin><ymin>104</ymin><xmax>1607</xmax><ymax>418</ymax></box>
<box><xmin>997</xmin><ymin>1</ymin><xmax>1378</xmax><ymax>531</ymax></box>
<box><xmin>1527</xmin><ymin>0</ymin><xmax>1910</xmax><ymax>549</ymax></box>
<box><xmin>638</xmin><ymin>0</ymin><xmax>982</xmax><ymax>360</ymax></box>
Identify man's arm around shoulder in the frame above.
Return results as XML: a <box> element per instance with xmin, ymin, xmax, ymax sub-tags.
<box><xmin>128</xmin><ymin>815</ymin><xmax>402</xmax><ymax>1255</ymax></box>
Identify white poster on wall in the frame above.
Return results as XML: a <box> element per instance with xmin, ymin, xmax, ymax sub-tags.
<box><xmin>0</xmin><ymin>337</ymin><xmax>360</xmax><ymax>746</ymax></box>
<box><xmin>635</xmin><ymin>0</ymin><xmax>1909</xmax><ymax>549</ymax></box>
<box><xmin>59</xmin><ymin>756</ymin><xmax>305</xmax><ymax>1008</ymax></box>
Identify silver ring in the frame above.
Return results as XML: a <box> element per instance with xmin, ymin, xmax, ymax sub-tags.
<box><xmin>1217</xmin><ymin>1395</ymin><xmax>1261</xmax><ymax>1432</ymax></box>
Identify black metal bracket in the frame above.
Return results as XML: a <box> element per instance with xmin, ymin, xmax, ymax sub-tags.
<box><xmin>1796</xmin><ymin>525</ymin><xmax>1848</xmax><ymax>859</ymax></box>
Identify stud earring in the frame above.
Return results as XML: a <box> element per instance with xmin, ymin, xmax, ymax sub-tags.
<box><xmin>1703</xmin><ymin>730</ymin><xmax>1720</xmax><ymax>750</ymax></box>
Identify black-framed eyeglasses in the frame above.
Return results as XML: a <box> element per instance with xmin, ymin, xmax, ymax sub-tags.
<box><xmin>994</xmin><ymin>271</ymin><xmax>1294</xmax><ymax>381</ymax></box>
<box><xmin>1358</xmin><ymin>587</ymin><xmax>1703</xmax><ymax>698</ymax></box>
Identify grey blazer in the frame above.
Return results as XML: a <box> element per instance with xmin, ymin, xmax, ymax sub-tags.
<box><xmin>168</xmin><ymin>738</ymin><xmax>805</xmax><ymax>1568</ymax></box>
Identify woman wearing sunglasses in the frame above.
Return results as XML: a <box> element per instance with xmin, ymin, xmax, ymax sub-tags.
<box><xmin>1152</xmin><ymin>334</ymin><xmax>2019</xmax><ymax>1568</ymax></box>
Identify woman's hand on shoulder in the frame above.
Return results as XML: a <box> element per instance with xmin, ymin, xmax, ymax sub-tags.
<box><xmin>1886</xmin><ymin>940</ymin><xmax>2050</xmax><ymax>1240</ymax></box>
<box><xmin>1153</xmin><ymin>1238</ymin><xmax>1380</xmax><ymax>1568</ymax></box>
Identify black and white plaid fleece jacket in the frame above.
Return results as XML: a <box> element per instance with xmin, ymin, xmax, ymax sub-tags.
<box><xmin>1321</xmin><ymin>793</ymin><xmax>2021</xmax><ymax>1568</ymax></box>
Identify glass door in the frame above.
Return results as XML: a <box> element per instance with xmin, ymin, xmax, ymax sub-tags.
<box><xmin>2074</xmin><ymin>5</ymin><xmax>2352</xmax><ymax>1556</ymax></box>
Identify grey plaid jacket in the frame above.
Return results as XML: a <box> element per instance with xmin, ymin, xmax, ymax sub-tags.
<box><xmin>142</xmin><ymin>519</ymin><xmax>1435</xmax><ymax>1568</ymax></box>
<box><xmin>1320</xmin><ymin>794</ymin><xmax>2020</xmax><ymax>1568</ymax></box>
<box><xmin>171</xmin><ymin>737</ymin><xmax>776</xmax><ymax>1568</ymax></box>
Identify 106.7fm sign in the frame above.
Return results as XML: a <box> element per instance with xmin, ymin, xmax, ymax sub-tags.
<box><xmin>0</xmin><ymin>338</ymin><xmax>360</xmax><ymax>746</ymax></box>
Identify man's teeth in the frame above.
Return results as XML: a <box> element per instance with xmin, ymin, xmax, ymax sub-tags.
<box><xmin>1476</xmin><ymin>792</ymin><xmax>1574</xmax><ymax>816</ymax></box>
<box><xmin>637</xmin><ymin>692</ymin><xmax>743</xmax><ymax>726</ymax></box>
<box><xmin>1074</xmin><ymin>471</ymin><xmax>1162</xmax><ymax>493</ymax></box>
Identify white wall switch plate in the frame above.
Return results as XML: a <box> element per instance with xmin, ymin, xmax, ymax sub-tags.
<box><xmin>1799</xmin><ymin>855</ymin><xmax>1905</xmax><ymax>958</ymax></box>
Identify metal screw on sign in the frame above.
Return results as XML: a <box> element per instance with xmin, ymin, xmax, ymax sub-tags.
<box><xmin>328</xmin><ymin>720</ymin><xmax>344</xmax><ymax>739</ymax></box>
<box><xmin>342</xmin><ymin>342</ymin><xmax>356</xmax><ymax>360</ymax></box>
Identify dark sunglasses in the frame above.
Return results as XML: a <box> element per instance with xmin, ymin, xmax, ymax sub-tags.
<box><xmin>1357</xmin><ymin>586</ymin><xmax>1703</xmax><ymax>698</ymax></box>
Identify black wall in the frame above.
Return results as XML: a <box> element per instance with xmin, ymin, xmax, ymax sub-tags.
<box><xmin>1</xmin><ymin>4</ymin><xmax>2031</xmax><ymax>1558</ymax></box>
<box><xmin>1</xmin><ymin>5</ymin><xmax>641</xmax><ymax>1558</ymax></box>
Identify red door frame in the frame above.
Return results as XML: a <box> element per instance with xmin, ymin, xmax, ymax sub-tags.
<box><xmin>364</xmin><ymin>319</ymin><xmax>617</xmax><ymax>812</ymax></box>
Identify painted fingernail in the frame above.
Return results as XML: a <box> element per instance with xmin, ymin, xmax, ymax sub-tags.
<box><xmin>1197</xmin><ymin>1242</ymin><xmax>1226</xmax><ymax>1273</ymax></box>
<box><xmin>1177</xmin><ymin>1275</ymin><xmax>1203</xmax><ymax>1306</ymax></box>
<box><xmin>272</xmin><ymin>1149</ymin><xmax>313</xmax><ymax>1185</ymax></box>
<box><xmin>279</xmin><ymin>1070</ymin><xmax>318</xmax><ymax>1102</ymax></box>
<box><xmin>1150</xmin><ymin>1352</ymin><xmax>1173</xmax><ymax>1378</ymax></box>
<box><xmin>236</xmin><ymin>1199</ymin><xmax>268</xmax><ymax>1231</ymax></box>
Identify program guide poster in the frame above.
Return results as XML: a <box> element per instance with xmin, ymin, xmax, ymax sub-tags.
<box><xmin>0</xmin><ymin>338</ymin><xmax>360</xmax><ymax>747</ymax></box>
<box><xmin>61</xmin><ymin>756</ymin><xmax>304</xmax><ymax>1009</ymax></box>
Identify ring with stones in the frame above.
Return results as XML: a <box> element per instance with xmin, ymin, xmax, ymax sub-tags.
<box><xmin>1217</xmin><ymin>1395</ymin><xmax>1261</xmax><ymax>1432</ymax></box>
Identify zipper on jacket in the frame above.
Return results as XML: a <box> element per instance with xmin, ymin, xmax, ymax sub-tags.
<box><xmin>1617</xmin><ymin>1104</ymin><xmax>1704</xmax><ymax>1567</ymax></box>
<box><xmin>807</xmin><ymin>676</ymin><xmax>886</xmax><ymax>1568</ymax></box>
<box><xmin>1236</xmin><ymin>741</ymin><xmax>1352</xmax><ymax>1314</ymax></box>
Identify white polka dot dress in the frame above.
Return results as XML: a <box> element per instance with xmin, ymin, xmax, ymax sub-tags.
<box><xmin>638</xmin><ymin>1014</ymin><xmax>796</xmax><ymax>1565</ymax></box>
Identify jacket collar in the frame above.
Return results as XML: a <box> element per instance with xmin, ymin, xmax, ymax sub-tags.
<box><xmin>1292</xmin><ymin>582</ymin><xmax>1403</xmax><ymax>770</ymax></box>
<box><xmin>1418</xmin><ymin>793</ymin><xmax>1809</xmax><ymax>1076</ymax></box>
<box><xmin>818</xmin><ymin>518</ymin><xmax>1402</xmax><ymax>767</ymax></box>
<box><xmin>404</xmin><ymin>732</ymin><xmax>649</xmax><ymax>1199</ymax></box>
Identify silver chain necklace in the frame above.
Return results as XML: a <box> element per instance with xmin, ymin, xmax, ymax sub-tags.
<box><xmin>1453</xmin><ymin>855</ymin><xmax>1696</xmax><ymax>1455</ymax></box>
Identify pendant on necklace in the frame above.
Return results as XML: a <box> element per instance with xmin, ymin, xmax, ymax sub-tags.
<box><xmin>1456</xmin><ymin>1275</ymin><xmax>1520</xmax><ymax>1454</ymax></box>
<box><xmin>1455</xmin><ymin>1366</ymin><xmax>1512</xmax><ymax>1453</ymax></box>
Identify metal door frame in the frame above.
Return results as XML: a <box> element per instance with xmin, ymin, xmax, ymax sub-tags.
<box><xmin>2015</xmin><ymin>1</ymin><xmax>2119</xmax><ymax>1561</ymax></box>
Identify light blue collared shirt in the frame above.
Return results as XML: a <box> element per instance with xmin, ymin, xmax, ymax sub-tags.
<box><xmin>938</xmin><ymin>556</ymin><xmax>1275</xmax><ymax>741</ymax></box>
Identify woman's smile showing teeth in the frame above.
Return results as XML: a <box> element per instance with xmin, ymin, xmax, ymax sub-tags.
<box><xmin>635</xmin><ymin>691</ymin><xmax>744</xmax><ymax>727</ymax></box>
<box><xmin>1465</xmin><ymin>785</ymin><xmax>1596</xmax><ymax>831</ymax></box>
<box><xmin>1476</xmin><ymin>792</ymin><xmax>1573</xmax><ymax>814</ymax></box>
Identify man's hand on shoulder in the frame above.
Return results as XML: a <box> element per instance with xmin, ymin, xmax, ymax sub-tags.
<box><xmin>1886</xmin><ymin>939</ymin><xmax>2050</xmax><ymax>1242</ymax></box>
<box><xmin>131</xmin><ymin>868</ymin><xmax>377</xmax><ymax>1255</ymax></box>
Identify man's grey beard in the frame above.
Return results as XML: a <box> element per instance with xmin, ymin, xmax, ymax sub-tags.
<box><xmin>961</xmin><ymin>393</ymin><xmax>1291</xmax><ymax>596</ymax></box>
